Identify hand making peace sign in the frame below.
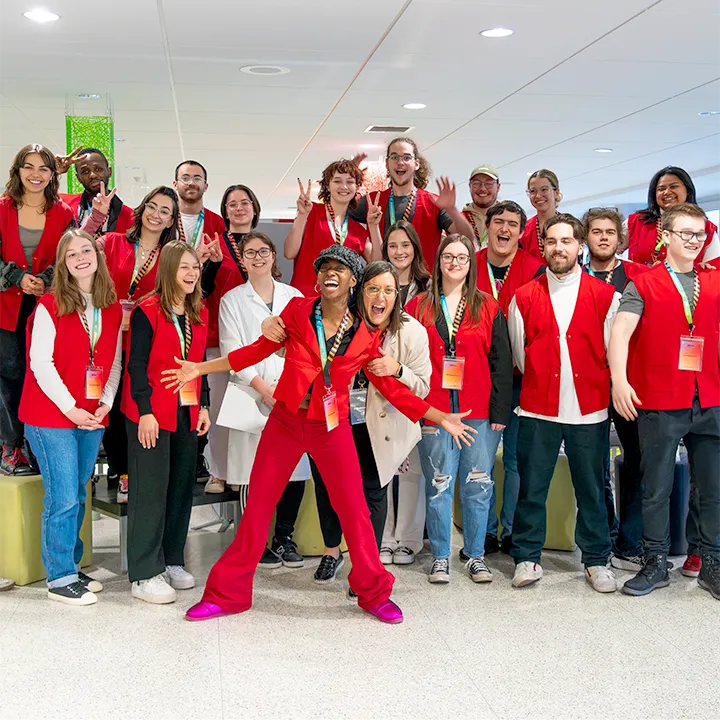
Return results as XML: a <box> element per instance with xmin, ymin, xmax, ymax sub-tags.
<box><xmin>91</xmin><ymin>181</ymin><xmax>117</xmax><ymax>217</ymax></box>
<box><xmin>55</xmin><ymin>145</ymin><xmax>87</xmax><ymax>175</ymax></box>
<box><xmin>296</xmin><ymin>178</ymin><xmax>313</xmax><ymax>216</ymax></box>
<box><xmin>366</xmin><ymin>192</ymin><xmax>382</xmax><ymax>227</ymax></box>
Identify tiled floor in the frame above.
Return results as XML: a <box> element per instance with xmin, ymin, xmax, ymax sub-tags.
<box><xmin>1</xmin><ymin>504</ymin><xmax>718</xmax><ymax>720</ymax></box>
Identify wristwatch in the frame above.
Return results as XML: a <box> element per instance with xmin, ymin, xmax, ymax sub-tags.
<box><xmin>394</xmin><ymin>364</ymin><xmax>404</xmax><ymax>379</ymax></box>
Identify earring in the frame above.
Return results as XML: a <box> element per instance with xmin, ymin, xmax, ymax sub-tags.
<box><xmin>314</xmin><ymin>283</ymin><xmax>320</xmax><ymax>294</ymax></box>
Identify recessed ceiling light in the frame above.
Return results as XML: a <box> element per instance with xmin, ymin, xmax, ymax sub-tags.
<box><xmin>23</xmin><ymin>8</ymin><xmax>60</xmax><ymax>22</ymax></box>
<box><xmin>594</xmin><ymin>147</ymin><xmax>613</xmax><ymax>153</ymax></box>
<box><xmin>698</xmin><ymin>110</ymin><xmax>720</xmax><ymax>116</ymax></box>
<box><xmin>402</xmin><ymin>102</ymin><xmax>426</xmax><ymax>110</ymax></box>
<box><xmin>77</xmin><ymin>93</ymin><xmax>101</xmax><ymax>100</ymax></box>
<box><xmin>114</xmin><ymin>137</ymin><xmax>125</xmax><ymax>142</ymax></box>
<box><xmin>480</xmin><ymin>28</ymin><xmax>513</xmax><ymax>38</ymax></box>
<box><xmin>240</xmin><ymin>65</ymin><xmax>290</xmax><ymax>76</ymax></box>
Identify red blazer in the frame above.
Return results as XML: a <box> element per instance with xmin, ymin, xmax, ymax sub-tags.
<box><xmin>19</xmin><ymin>294</ymin><xmax>122</xmax><ymax>428</ymax></box>
<box><xmin>514</xmin><ymin>273</ymin><xmax>615</xmax><ymax>417</ymax></box>
<box><xmin>628</xmin><ymin>264</ymin><xmax>720</xmax><ymax>410</ymax></box>
<box><xmin>406</xmin><ymin>292</ymin><xmax>501</xmax><ymax>421</ymax></box>
<box><xmin>121</xmin><ymin>296</ymin><xmax>209</xmax><ymax>432</ymax></box>
<box><xmin>227</xmin><ymin>297</ymin><xmax>429</xmax><ymax>424</ymax></box>
<box><xmin>627</xmin><ymin>213</ymin><xmax>717</xmax><ymax>266</ymax></box>
<box><xmin>205</xmin><ymin>233</ymin><xmax>245</xmax><ymax>348</ymax></box>
<box><xmin>475</xmin><ymin>247</ymin><xmax>544</xmax><ymax>317</ymax></box>
<box><xmin>290</xmin><ymin>203</ymin><xmax>368</xmax><ymax>297</ymax></box>
<box><xmin>102</xmin><ymin>232</ymin><xmax>159</xmax><ymax>302</ymax></box>
<box><xmin>519</xmin><ymin>216</ymin><xmax>547</xmax><ymax>264</ymax></box>
<box><xmin>60</xmin><ymin>193</ymin><xmax>134</xmax><ymax>234</ymax></box>
<box><xmin>0</xmin><ymin>196</ymin><xmax>73</xmax><ymax>331</ymax></box>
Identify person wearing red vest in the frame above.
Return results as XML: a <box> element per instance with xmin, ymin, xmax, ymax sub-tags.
<box><xmin>286</xmin><ymin>159</ymin><xmax>374</xmax><ymax>297</ymax></box>
<box><xmin>121</xmin><ymin>240</ymin><xmax>210</xmax><ymax>604</ymax></box>
<box><xmin>462</xmin><ymin>164</ymin><xmax>501</xmax><ymax>250</ymax></box>
<box><xmin>350</xmin><ymin>137</ymin><xmax>475</xmax><ymax>267</ymax></box>
<box><xmin>0</xmin><ymin>143</ymin><xmax>75</xmax><ymax>475</ymax></box>
<box><xmin>519</xmin><ymin>169</ymin><xmax>563</xmax><ymax>264</ymax></box>
<box><xmin>161</xmin><ymin>244</ymin><xmax>475</xmax><ymax>624</ymax></box>
<box><xmin>475</xmin><ymin>201</ymin><xmax>544</xmax><ymax>555</ymax></box>
<box><xmin>407</xmin><ymin>233</ymin><xmax>513</xmax><ymax>584</ymax></box>
<box><xmin>508</xmin><ymin>213</ymin><xmax>620</xmax><ymax>593</ymax></box>
<box><xmin>626</xmin><ymin>166</ymin><xmax>719</xmax><ymax>267</ymax></box>
<box><xmin>610</xmin><ymin>204</ymin><xmax>720</xmax><ymax>600</ymax></box>
<box><xmin>20</xmin><ymin>228</ymin><xmax>122</xmax><ymax>605</ymax></box>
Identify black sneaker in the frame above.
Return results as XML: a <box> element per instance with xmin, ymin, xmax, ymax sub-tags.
<box><xmin>500</xmin><ymin>535</ymin><xmax>513</xmax><ymax>555</ymax></box>
<box><xmin>258</xmin><ymin>546</ymin><xmax>282</xmax><ymax>569</ymax></box>
<box><xmin>621</xmin><ymin>554</ymin><xmax>670</xmax><ymax>596</ymax></box>
<box><xmin>459</xmin><ymin>547</ymin><xmax>469</xmax><ymax>562</ymax></box>
<box><xmin>348</xmin><ymin>587</ymin><xmax>358</xmax><ymax>599</ymax></box>
<box><xmin>485</xmin><ymin>534</ymin><xmax>500</xmax><ymax>555</ymax></box>
<box><xmin>428</xmin><ymin>557</ymin><xmax>450</xmax><ymax>584</ymax></box>
<box><xmin>271</xmin><ymin>536</ymin><xmax>305</xmax><ymax>569</ymax></box>
<box><xmin>314</xmin><ymin>554</ymin><xmax>344</xmax><ymax>584</ymax></box>
<box><xmin>107</xmin><ymin>472</ymin><xmax>120</xmax><ymax>490</ymax></box>
<box><xmin>78</xmin><ymin>571</ymin><xmax>103</xmax><ymax>593</ymax></box>
<box><xmin>47</xmin><ymin>581</ymin><xmax>97</xmax><ymax>606</ymax></box>
<box><xmin>697</xmin><ymin>555</ymin><xmax>720</xmax><ymax>601</ymax></box>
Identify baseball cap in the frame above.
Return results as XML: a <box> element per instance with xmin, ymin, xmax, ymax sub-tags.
<box><xmin>469</xmin><ymin>164</ymin><xmax>500</xmax><ymax>181</ymax></box>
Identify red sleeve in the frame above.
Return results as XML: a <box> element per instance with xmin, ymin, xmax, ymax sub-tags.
<box><xmin>364</xmin><ymin>368</ymin><xmax>429</xmax><ymax>423</ymax></box>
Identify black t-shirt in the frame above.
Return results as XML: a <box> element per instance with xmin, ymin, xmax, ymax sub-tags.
<box><xmin>350</xmin><ymin>192</ymin><xmax>453</xmax><ymax>236</ymax></box>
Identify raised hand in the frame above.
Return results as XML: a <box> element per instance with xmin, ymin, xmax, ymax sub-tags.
<box><xmin>296</xmin><ymin>178</ymin><xmax>313</xmax><ymax>216</ymax></box>
<box><xmin>199</xmin><ymin>232</ymin><xmax>223</xmax><ymax>263</ymax></box>
<box><xmin>55</xmin><ymin>145</ymin><xmax>87</xmax><ymax>175</ymax></box>
<box><xmin>160</xmin><ymin>356</ymin><xmax>200</xmax><ymax>392</ymax></box>
<box><xmin>351</xmin><ymin>152</ymin><xmax>368</xmax><ymax>167</ymax></box>
<box><xmin>366</xmin><ymin>192</ymin><xmax>382</xmax><ymax>227</ymax></box>
<box><xmin>435</xmin><ymin>176</ymin><xmax>457</xmax><ymax>211</ymax></box>
<box><xmin>91</xmin><ymin>181</ymin><xmax>117</xmax><ymax>217</ymax></box>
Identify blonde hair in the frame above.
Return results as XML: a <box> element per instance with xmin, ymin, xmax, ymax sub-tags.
<box><xmin>153</xmin><ymin>240</ymin><xmax>204</xmax><ymax>324</ymax></box>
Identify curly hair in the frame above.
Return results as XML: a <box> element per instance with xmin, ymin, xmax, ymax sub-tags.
<box><xmin>317</xmin><ymin>159</ymin><xmax>363</xmax><ymax>209</ymax></box>
<box><xmin>3</xmin><ymin>143</ymin><xmax>60</xmax><ymax>212</ymax></box>
<box><xmin>387</xmin><ymin>137</ymin><xmax>432</xmax><ymax>190</ymax></box>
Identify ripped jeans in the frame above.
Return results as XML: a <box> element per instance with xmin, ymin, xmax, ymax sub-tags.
<box><xmin>419</xmin><ymin>418</ymin><xmax>502</xmax><ymax>560</ymax></box>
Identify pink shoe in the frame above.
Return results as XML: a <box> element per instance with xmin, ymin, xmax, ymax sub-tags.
<box><xmin>364</xmin><ymin>599</ymin><xmax>403</xmax><ymax>624</ymax></box>
<box><xmin>185</xmin><ymin>601</ymin><xmax>231</xmax><ymax>622</ymax></box>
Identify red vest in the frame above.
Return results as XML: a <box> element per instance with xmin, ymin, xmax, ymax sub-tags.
<box><xmin>628</xmin><ymin>264</ymin><xmax>720</xmax><ymax>410</ymax></box>
<box><xmin>205</xmin><ymin>235</ymin><xmax>245</xmax><ymax>347</ymax></box>
<box><xmin>378</xmin><ymin>188</ymin><xmax>442</xmax><ymax>267</ymax></box>
<box><xmin>627</xmin><ymin>213</ymin><xmax>717</xmax><ymax>266</ymax></box>
<box><xmin>19</xmin><ymin>294</ymin><xmax>122</xmax><ymax>428</ymax></box>
<box><xmin>102</xmin><ymin>232</ymin><xmax>159</xmax><ymax>302</ymax></box>
<box><xmin>519</xmin><ymin>216</ymin><xmax>547</xmax><ymax>264</ymax></box>
<box><xmin>289</xmin><ymin>202</ymin><xmax>368</xmax><ymax>297</ymax></box>
<box><xmin>515</xmin><ymin>273</ymin><xmax>615</xmax><ymax>417</ymax></box>
<box><xmin>0</xmin><ymin>196</ymin><xmax>73</xmax><ymax>331</ymax></box>
<box><xmin>405</xmin><ymin>293</ymin><xmax>500</xmax><ymax>420</ymax></box>
<box><xmin>475</xmin><ymin>247</ymin><xmax>544</xmax><ymax>317</ymax></box>
<box><xmin>60</xmin><ymin>193</ymin><xmax>134</xmax><ymax>234</ymax></box>
<box><xmin>620</xmin><ymin>259</ymin><xmax>649</xmax><ymax>284</ymax></box>
<box><xmin>121</xmin><ymin>296</ymin><xmax>209</xmax><ymax>431</ymax></box>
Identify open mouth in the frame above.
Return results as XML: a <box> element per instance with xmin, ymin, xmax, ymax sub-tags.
<box><xmin>75</xmin><ymin>262</ymin><xmax>92</xmax><ymax>271</ymax></box>
<box><xmin>370</xmin><ymin>302</ymin><xmax>386</xmax><ymax>317</ymax></box>
<box><xmin>252</xmin><ymin>261</ymin><xmax>266</xmax><ymax>268</ymax></box>
<box><xmin>183</xmin><ymin>278</ymin><xmax>197</xmax><ymax>288</ymax></box>
<box><xmin>323</xmin><ymin>278</ymin><xmax>340</xmax><ymax>289</ymax></box>
<box><xmin>496</xmin><ymin>234</ymin><xmax>510</xmax><ymax>248</ymax></box>
<box><xmin>147</xmin><ymin>218</ymin><xmax>163</xmax><ymax>227</ymax></box>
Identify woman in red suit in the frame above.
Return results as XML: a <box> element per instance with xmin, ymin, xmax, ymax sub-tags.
<box><xmin>519</xmin><ymin>169</ymin><xmax>562</xmax><ymax>264</ymax></box>
<box><xmin>162</xmin><ymin>244</ymin><xmax>475</xmax><ymax>624</ymax></box>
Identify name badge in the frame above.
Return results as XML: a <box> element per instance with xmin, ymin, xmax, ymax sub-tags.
<box><xmin>85</xmin><ymin>366</ymin><xmax>103</xmax><ymax>400</ymax></box>
<box><xmin>179</xmin><ymin>379</ymin><xmax>199</xmax><ymax>406</ymax></box>
<box><xmin>323</xmin><ymin>390</ymin><xmax>339</xmax><ymax>432</ymax></box>
<box><xmin>349</xmin><ymin>387</ymin><xmax>367</xmax><ymax>426</ymax></box>
<box><xmin>120</xmin><ymin>300</ymin><xmax>135</xmax><ymax>332</ymax></box>
<box><xmin>442</xmin><ymin>356</ymin><xmax>465</xmax><ymax>390</ymax></box>
<box><xmin>679</xmin><ymin>335</ymin><xmax>704</xmax><ymax>372</ymax></box>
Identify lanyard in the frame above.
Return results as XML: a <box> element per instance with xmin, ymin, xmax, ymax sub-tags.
<box><xmin>465</xmin><ymin>211</ymin><xmax>486</xmax><ymax>246</ymax></box>
<box><xmin>178</xmin><ymin>208</ymin><xmax>205</xmax><ymax>249</ymax></box>
<box><xmin>664</xmin><ymin>261</ymin><xmax>700</xmax><ymax>333</ymax></box>
<box><xmin>586</xmin><ymin>261</ymin><xmax>616</xmax><ymax>286</ymax></box>
<box><xmin>389</xmin><ymin>188</ymin><xmax>417</xmax><ymax>225</ymax></box>
<box><xmin>78</xmin><ymin>306</ymin><xmax>101</xmax><ymax>364</ymax></box>
<box><xmin>171</xmin><ymin>313</ymin><xmax>193</xmax><ymax>360</ymax></box>
<box><xmin>325</xmin><ymin>204</ymin><xmax>348</xmax><ymax>245</ymax></box>
<box><xmin>486</xmin><ymin>259</ymin><xmax>512</xmax><ymax>300</ymax></box>
<box><xmin>653</xmin><ymin>218</ymin><xmax>664</xmax><ymax>256</ymax></box>
<box><xmin>440</xmin><ymin>292</ymin><xmax>466</xmax><ymax>350</ymax></box>
<box><xmin>315</xmin><ymin>304</ymin><xmax>352</xmax><ymax>388</ymax></box>
<box><xmin>225</xmin><ymin>231</ymin><xmax>244</xmax><ymax>267</ymax></box>
<box><xmin>129</xmin><ymin>244</ymin><xmax>159</xmax><ymax>298</ymax></box>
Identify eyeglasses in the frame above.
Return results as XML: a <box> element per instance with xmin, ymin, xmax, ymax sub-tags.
<box><xmin>144</xmin><ymin>202</ymin><xmax>173</xmax><ymax>219</ymax></box>
<box><xmin>242</xmin><ymin>247</ymin><xmax>272</xmax><ymax>259</ymax></box>
<box><xmin>668</xmin><ymin>230</ymin><xmax>708</xmax><ymax>243</ymax></box>
<box><xmin>363</xmin><ymin>285</ymin><xmax>398</xmax><ymax>298</ymax></box>
<box><xmin>178</xmin><ymin>174</ymin><xmax>205</xmax><ymax>185</ymax></box>
<box><xmin>388</xmin><ymin>153</ymin><xmax>415</xmax><ymax>163</ymax></box>
<box><xmin>526</xmin><ymin>187</ymin><xmax>555</xmax><ymax>197</ymax></box>
<box><xmin>470</xmin><ymin>180</ymin><xmax>497</xmax><ymax>189</ymax></box>
<box><xmin>588</xmin><ymin>206</ymin><xmax>619</xmax><ymax>212</ymax></box>
<box><xmin>440</xmin><ymin>253</ymin><xmax>470</xmax><ymax>266</ymax></box>
<box><xmin>228</xmin><ymin>200</ymin><xmax>254</xmax><ymax>210</ymax></box>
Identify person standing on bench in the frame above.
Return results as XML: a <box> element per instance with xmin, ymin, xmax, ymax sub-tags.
<box><xmin>19</xmin><ymin>229</ymin><xmax>122</xmax><ymax>605</ymax></box>
<box><xmin>121</xmin><ymin>240</ymin><xmax>211</xmax><ymax>604</ymax></box>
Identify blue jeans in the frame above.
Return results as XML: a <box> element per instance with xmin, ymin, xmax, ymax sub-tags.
<box><xmin>488</xmin><ymin>376</ymin><xmax>521</xmax><ymax>539</ymax></box>
<box><xmin>419</xmin><ymin>418</ymin><xmax>502</xmax><ymax>560</ymax></box>
<box><xmin>25</xmin><ymin>424</ymin><xmax>104</xmax><ymax>588</ymax></box>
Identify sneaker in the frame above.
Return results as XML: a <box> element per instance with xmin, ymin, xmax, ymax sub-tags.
<box><xmin>258</xmin><ymin>547</ymin><xmax>282</xmax><ymax>569</ymax></box>
<box><xmin>48</xmin><ymin>581</ymin><xmax>97</xmax><ymax>606</ymax></box>
<box><xmin>681</xmin><ymin>554</ymin><xmax>702</xmax><ymax>578</ymax></box>
<box><xmin>466</xmin><ymin>557</ymin><xmax>493</xmax><ymax>583</ymax></box>
<box><xmin>621</xmin><ymin>554</ymin><xmax>669</xmax><ymax>596</ymax></box>
<box><xmin>428</xmin><ymin>557</ymin><xmax>450</xmax><ymax>584</ymax></box>
<box><xmin>485</xmin><ymin>533</ymin><xmax>500</xmax><ymax>555</ymax></box>
<box><xmin>271</xmin><ymin>536</ymin><xmax>304</xmax><ymax>568</ymax></box>
<box><xmin>116</xmin><ymin>474</ymin><xmax>128</xmax><ymax>504</ymax></box>
<box><xmin>500</xmin><ymin>535</ymin><xmax>513</xmax><ymax>555</ymax></box>
<box><xmin>78</xmin><ymin>571</ymin><xmax>103</xmax><ymax>593</ymax></box>
<box><xmin>379</xmin><ymin>546</ymin><xmax>394</xmax><ymax>565</ymax></box>
<box><xmin>131</xmin><ymin>574</ymin><xmax>177</xmax><ymax>604</ymax></box>
<box><xmin>512</xmin><ymin>561</ymin><xmax>543</xmax><ymax>588</ymax></box>
<box><xmin>0</xmin><ymin>446</ymin><xmax>20</xmax><ymax>476</ymax></box>
<box><xmin>585</xmin><ymin>566</ymin><xmax>617</xmax><ymax>593</ymax></box>
<box><xmin>611</xmin><ymin>554</ymin><xmax>644</xmax><ymax>573</ymax></box>
<box><xmin>314</xmin><ymin>554</ymin><xmax>344</xmax><ymax>584</ymax></box>
<box><xmin>392</xmin><ymin>546</ymin><xmax>415</xmax><ymax>565</ymax></box>
<box><xmin>164</xmin><ymin>565</ymin><xmax>195</xmax><ymax>590</ymax></box>
<box><xmin>697</xmin><ymin>555</ymin><xmax>720</xmax><ymax>600</ymax></box>
<box><xmin>204</xmin><ymin>475</ymin><xmax>226</xmax><ymax>494</ymax></box>
<box><xmin>0</xmin><ymin>577</ymin><xmax>15</xmax><ymax>591</ymax></box>
<box><xmin>458</xmin><ymin>547</ymin><xmax>469</xmax><ymax>562</ymax></box>
<box><xmin>107</xmin><ymin>472</ymin><xmax>120</xmax><ymax>490</ymax></box>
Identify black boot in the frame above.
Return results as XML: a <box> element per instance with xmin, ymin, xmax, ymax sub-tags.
<box><xmin>697</xmin><ymin>555</ymin><xmax>720</xmax><ymax>600</ymax></box>
<box><xmin>621</xmin><ymin>554</ymin><xmax>670</xmax><ymax>596</ymax></box>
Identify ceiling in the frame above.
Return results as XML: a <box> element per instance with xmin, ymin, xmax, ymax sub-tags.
<box><xmin>1</xmin><ymin>0</ymin><xmax>719</xmax><ymax>220</ymax></box>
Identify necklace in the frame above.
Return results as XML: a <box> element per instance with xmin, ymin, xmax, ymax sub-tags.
<box><xmin>138</xmin><ymin>242</ymin><xmax>157</xmax><ymax>261</ymax></box>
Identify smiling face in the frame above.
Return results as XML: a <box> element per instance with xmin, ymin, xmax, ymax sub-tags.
<box><xmin>64</xmin><ymin>234</ymin><xmax>98</xmax><ymax>283</ymax></box>
<box><xmin>665</xmin><ymin>214</ymin><xmax>706</xmax><ymax>266</ymax></box>
<box><xmin>174</xmin><ymin>162</ymin><xmax>208</xmax><ymax>203</ymax></box>
<box><xmin>586</xmin><ymin>218</ymin><xmax>619</xmax><ymax>262</ymax></box>
<box><xmin>76</xmin><ymin>152</ymin><xmax>111</xmax><ymax>196</ymax></box>
<box><xmin>469</xmin><ymin>173</ymin><xmax>500</xmax><ymax>209</ymax></box>
<box><xmin>19</xmin><ymin>152</ymin><xmax>53</xmax><ymax>196</ymax></box>
<box><xmin>328</xmin><ymin>172</ymin><xmax>357</xmax><ymax>205</ymax></box>
<box><xmin>241</xmin><ymin>237</ymin><xmax>275</xmax><ymax>281</ymax></box>
<box><xmin>439</xmin><ymin>240</ymin><xmax>471</xmax><ymax>284</ymax></box>
<box><xmin>527</xmin><ymin>175</ymin><xmax>559</xmax><ymax>214</ymax></box>
<box><xmin>316</xmin><ymin>259</ymin><xmax>356</xmax><ymax>301</ymax></box>
<box><xmin>386</xmin><ymin>229</ymin><xmax>415</xmax><ymax>274</ymax></box>
<box><xmin>386</xmin><ymin>140</ymin><xmax>419</xmax><ymax>189</ymax></box>
<box><xmin>176</xmin><ymin>250</ymin><xmax>201</xmax><ymax>296</ymax></box>
<box><xmin>142</xmin><ymin>193</ymin><xmax>175</xmax><ymax>234</ymax></box>
<box><xmin>487</xmin><ymin>209</ymin><xmax>522</xmax><ymax>260</ymax></box>
<box><xmin>656</xmin><ymin>173</ymin><xmax>688</xmax><ymax>211</ymax></box>
<box><xmin>362</xmin><ymin>271</ymin><xmax>398</xmax><ymax>328</ymax></box>
<box><xmin>544</xmin><ymin>223</ymin><xmax>581</xmax><ymax>274</ymax></box>
<box><xmin>225</xmin><ymin>189</ymin><xmax>255</xmax><ymax>228</ymax></box>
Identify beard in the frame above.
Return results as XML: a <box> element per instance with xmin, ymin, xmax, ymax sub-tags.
<box><xmin>590</xmin><ymin>245</ymin><xmax>617</xmax><ymax>263</ymax></box>
<box><xmin>547</xmin><ymin>254</ymin><xmax>577</xmax><ymax>275</ymax></box>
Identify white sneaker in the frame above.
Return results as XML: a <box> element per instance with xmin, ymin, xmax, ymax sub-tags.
<box><xmin>204</xmin><ymin>476</ymin><xmax>225</xmax><ymax>494</ymax></box>
<box><xmin>379</xmin><ymin>546</ymin><xmax>394</xmax><ymax>565</ymax></box>
<box><xmin>512</xmin><ymin>561</ymin><xmax>543</xmax><ymax>588</ymax></box>
<box><xmin>392</xmin><ymin>546</ymin><xmax>415</xmax><ymax>565</ymax></box>
<box><xmin>585</xmin><ymin>565</ymin><xmax>617</xmax><ymax>593</ymax></box>
<box><xmin>0</xmin><ymin>577</ymin><xmax>14</xmax><ymax>591</ymax></box>
<box><xmin>132</xmin><ymin>574</ymin><xmax>177</xmax><ymax>604</ymax></box>
<box><xmin>164</xmin><ymin>565</ymin><xmax>195</xmax><ymax>590</ymax></box>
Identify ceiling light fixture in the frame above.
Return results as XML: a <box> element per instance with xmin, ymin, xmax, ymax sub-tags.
<box><xmin>594</xmin><ymin>147</ymin><xmax>613</xmax><ymax>153</ymax></box>
<box><xmin>23</xmin><ymin>8</ymin><xmax>60</xmax><ymax>22</ymax></box>
<box><xmin>114</xmin><ymin>137</ymin><xmax>125</xmax><ymax>142</ymax></box>
<box><xmin>240</xmin><ymin>65</ymin><xmax>290</xmax><ymax>76</ymax></box>
<box><xmin>698</xmin><ymin>111</ymin><xmax>720</xmax><ymax>116</ymax></box>
<box><xmin>402</xmin><ymin>102</ymin><xmax>426</xmax><ymax>110</ymax></box>
<box><xmin>77</xmin><ymin>93</ymin><xmax>101</xmax><ymax>100</ymax></box>
<box><xmin>480</xmin><ymin>28</ymin><xmax>513</xmax><ymax>38</ymax></box>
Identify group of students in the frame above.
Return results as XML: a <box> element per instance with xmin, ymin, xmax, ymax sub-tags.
<box><xmin>0</xmin><ymin>138</ymin><xmax>717</xmax><ymax>624</ymax></box>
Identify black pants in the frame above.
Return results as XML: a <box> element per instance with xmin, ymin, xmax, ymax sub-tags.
<box><xmin>512</xmin><ymin>417</ymin><xmax>612</xmax><ymax>567</ymax></box>
<box><xmin>126</xmin><ymin>407</ymin><xmax>198</xmax><ymax>582</ymax></box>
<box><xmin>238</xmin><ymin>480</ymin><xmax>306</xmax><ymax>539</ymax></box>
<box><xmin>102</xmin><ymin>352</ymin><xmax>128</xmax><ymax>479</ymax></box>
<box><xmin>313</xmin><ymin>422</ymin><xmax>387</xmax><ymax>550</ymax></box>
<box><xmin>0</xmin><ymin>294</ymin><xmax>35</xmax><ymax>448</ymax></box>
<box><xmin>637</xmin><ymin>399</ymin><xmax>720</xmax><ymax>558</ymax></box>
